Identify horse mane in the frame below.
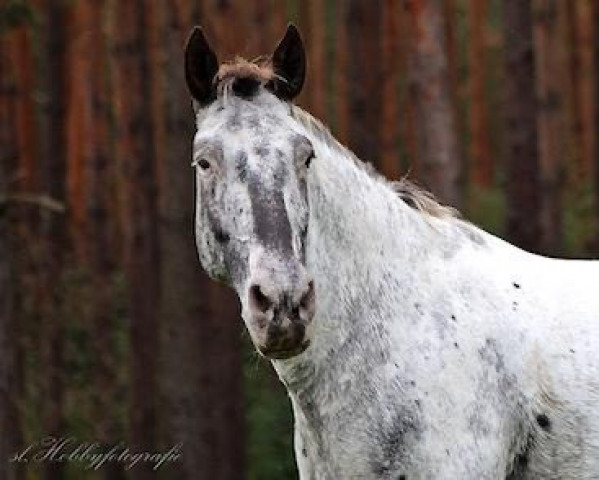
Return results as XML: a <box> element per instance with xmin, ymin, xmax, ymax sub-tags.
<box><xmin>290</xmin><ymin>106</ymin><xmax>458</xmax><ymax>219</ymax></box>
<box><xmin>212</xmin><ymin>57</ymin><xmax>458</xmax><ymax>219</ymax></box>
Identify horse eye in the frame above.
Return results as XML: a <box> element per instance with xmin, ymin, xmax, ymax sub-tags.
<box><xmin>197</xmin><ymin>158</ymin><xmax>211</xmax><ymax>170</ymax></box>
<box><xmin>305</xmin><ymin>150</ymin><xmax>315</xmax><ymax>168</ymax></box>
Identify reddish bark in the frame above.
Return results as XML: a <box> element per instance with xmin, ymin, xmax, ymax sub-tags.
<box><xmin>157</xmin><ymin>0</ymin><xmax>245</xmax><ymax>478</ymax></box>
<box><xmin>503</xmin><ymin>0</ymin><xmax>541</xmax><ymax>252</ymax></box>
<box><xmin>468</xmin><ymin>0</ymin><xmax>493</xmax><ymax>188</ymax></box>
<box><xmin>407</xmin><ymin>0</ymin><xmax>462</xmax><ymax>207</ymax></box>
<box><xmin>110</xmin><ymin>1</ymin><xmax>161</xmax><ymax>478</ymax></box>
<box><xmin>380</xmin><ymin>0</ymin><xmax>401</xmax><ymax>180</ymax></box>
<box><xmin>334</xmin><ymin>0</ymin><xmax>349</xmax><ymax>144</ymax></box>
<box><xmin>345</xmin><ymin>0</ymin><xmax>383</xmax><ymax>166</ymax></box>
<box><xmin>533</xmin><ymin>0</ymin><xmax>564</xmax><ymax>255</ymax></box>
<box><xmin>0</xmin><ymin>28</ymin><xmax>24</xmax><ymax>480</ymax></box>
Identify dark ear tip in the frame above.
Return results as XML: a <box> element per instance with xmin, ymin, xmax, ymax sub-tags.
<box><xmin>284</xmin><ymin>23</ymin><xmax>301</xmax><ymax>39</ymax></box>
<box><xmin>187</xmin><ymin>26</ymin><xmax>206</xmax><ymax>45</ymax></box>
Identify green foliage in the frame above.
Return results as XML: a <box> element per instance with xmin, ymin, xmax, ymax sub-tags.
<box><xmin>0</xmin><ymin>0</ymin><xmax>34</xmax><ymax>32</ymax></box>
<box><xmin>244</xmin><ymin>338</ymin><xmax>297</xmax><ymax>480</ymax></box>
<box><xmin>563</xmin><ymin>181</ymin><xmax>597</xmax><ymax>258</ymax></box>
<box><xmin>466</xmin><ymin>185</ymin><xmax>507</xmax><ymax>237</ymax></box>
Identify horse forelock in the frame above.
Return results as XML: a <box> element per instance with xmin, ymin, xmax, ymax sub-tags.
<box><xmin>214</xmin><ymin>57</ymin><xmax>275</xmax><ymax>100</ymax></box>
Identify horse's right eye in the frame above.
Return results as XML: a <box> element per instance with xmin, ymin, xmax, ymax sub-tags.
<box><xmin>198</xmin><ymin>158</ymin><xmax>211</xmax><ymax>170</ymax></box>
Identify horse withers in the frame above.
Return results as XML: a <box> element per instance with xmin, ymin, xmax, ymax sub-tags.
<box><xmin>185</xmin><ymin>24</ymin><xmax>599</xmax><ymax>479</ymax></box>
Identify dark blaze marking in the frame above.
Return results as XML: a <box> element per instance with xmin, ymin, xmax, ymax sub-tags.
<box><xmin>536</xmin><ymin>414</ymin><xmax>551</xmax><ymax>431</ymax></box>
<box><xmin>248</xmin><ymin>173</ymin><xmax>293</xmax><ymax>255</ymax></box>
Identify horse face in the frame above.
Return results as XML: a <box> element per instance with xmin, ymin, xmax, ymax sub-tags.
<box><xmin>187</xmin><ymin>26</ymin><xmax>315</xmax><ymax>360</ymax></box>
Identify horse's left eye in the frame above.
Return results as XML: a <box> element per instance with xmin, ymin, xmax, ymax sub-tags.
<box><xmin>197</xmin><ymin>158</ymin><xmax>211</xmax><ymax>170</ymax></box>
<box><xmin>305</xmin><ymin>150</ymin><xmax>315</xmax><ymax>168</ymax></box>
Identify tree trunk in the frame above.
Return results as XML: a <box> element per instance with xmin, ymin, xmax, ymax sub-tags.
<box><xmin>532</xmin><ymin>0</ymin><xmax>564</xmax><ymax>256</ymax></box>
<box><xmin>157</xmin><ymin>1</ymin><xmax>246</xmax><ymax>477</ymax></box>
<box><xmin>345</xmin><ymin>0</ymin><xmax>383</xmax><ymax>166</ymax></box>
<box><xmin>468</xmin><ymin>0</ymin><xmax>492</xmax><ymax>188</ymax></box>
<box><xmin>380</xmin><ymin>0</ymin><xmax>400</xmax><ymax>180</ymax></box>
<box><xmin>407</xmin><ymin>0</ymin><xmax>462</xmax><ymax>207</ymax></box>
<box><xmin>110</xmin><ymin>1</ymin><xmax>161</xmax><ymax>478</ymax></box>
<box><xmin>593</xmin><ymin>0</ymin><xmax>599</xmax><ymax>253</ymax></box>
<box><xmin>502</xmin><ymin>0</ymin><xmax>541</xmax><ymax>252</ymax></box>
<box><xmin>67</xmin><ymin>3</ymin><xmax>126</xmax><ymax>478</ymax></box>
<box><xmin>299</xmin><ymin>0</ymin><xmax>326</xmax><ymax>119</ymax></box>
<box><xmin>36</xmin><ymin>2</ymin><xmax>69</xmax><ymax>478</ymax></box>
<box><xmin>0</xmin><ymin>28</ymin><xmax>23</xmax><ymax>480</ymax></box>
<box><xmin>398</xmin><ymin>0</ymin><xmax>419</xmax><ymax>175</ymax></box>
<box><xmin>334</xmin><ymin>0</ymin><xmax>349</xmax><ymax>144</ymax></box>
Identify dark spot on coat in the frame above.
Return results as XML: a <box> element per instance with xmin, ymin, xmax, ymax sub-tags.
<box><xmin>254</xmin><ymin>145</ymin><xmax>270</xmax><ymax>158</ymax></box>
<box><xmin>536</xmin><ymin>414</ymin><xmax>551</xmax><ymax>431</ymax></box>
<box><xmin>451</xmin><ymin>314</ymin><xmax>457</xmax><ymax>322</ymax></box>
<box><xmin>370</xmin><ymin>407</ymin><xmax>421</xmax><ymax>476</ymax></box>
<box><xmin>302</xmin><ymin>448</ymin><xmax>307</xmax><ymax>458</ymax></box>
<box><xmin>513</xmin><ymin>282</ymin><xmax>521</xmax><ymax>289</ymax></box>
<box><xmin>454</xmin><ymin>342</ymin><xmax>459</xmax><ymax>348</ymax></box>
<box><xmin>506</xmin><ymin>433</ymin><xmax>533</xmax><ymax>479</ymax></box>
<box><xmin>235</xmin><ymin>151</ymin><xmax>248</xmax><ymax>182</ymax></box>
<box><xmin>399</xmin><ymin>476</ymin><xmax>406</xmax><ymax>480</ymax></box>
<box><xmin>479</xmin><ymin>338</ymin><xmax>505</xmax><ymax>373</ymax></box>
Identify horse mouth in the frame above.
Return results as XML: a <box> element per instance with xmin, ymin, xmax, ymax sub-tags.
<box><xmin>259</xmin><ymin>340</ymin><xmax>311</xmax><ymax>360</ymax></box>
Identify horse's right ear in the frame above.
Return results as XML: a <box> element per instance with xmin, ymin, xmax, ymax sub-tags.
<box><xmin>185</xmin><ymin>27</ymin><xmax>219</xmax><ymax>106</ymax></box>
<box><xmin>269</xmin><ymin>24</ymin><xmax>306</xmax><ymax>101</ymax></box>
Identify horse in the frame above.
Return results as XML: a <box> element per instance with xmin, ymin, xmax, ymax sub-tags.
<box><xmin>184</xmin><ymin>24</ymin><xmax>599</xmax><ymax>479</ymax></box>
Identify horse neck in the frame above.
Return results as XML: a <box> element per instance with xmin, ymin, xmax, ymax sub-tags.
<box><xmin>273</xmin><ymin>134</ymin><xmax>447</xmax><ymax>388</ymax></box>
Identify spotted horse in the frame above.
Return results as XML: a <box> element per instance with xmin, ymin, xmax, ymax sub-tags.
<box><xmin>185</xmin><ymin>24</ymin><xmax>599</xmax><ymax>479</ymax></box>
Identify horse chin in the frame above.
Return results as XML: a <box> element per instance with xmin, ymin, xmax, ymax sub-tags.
<box><xmin>257</xmin><ymin>339</ymin><xmax>311</xmax><ymax>360</ymax></box>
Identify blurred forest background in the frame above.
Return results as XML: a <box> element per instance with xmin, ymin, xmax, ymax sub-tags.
<box><xmin>1</xmin><ymin>0</ymin><xmax>599</xmax><ymax>479</ymax></box>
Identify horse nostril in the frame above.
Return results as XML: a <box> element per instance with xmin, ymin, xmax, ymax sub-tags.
<box><xmin>298</xmin><ymin>280</ymin><xmax>315</xmax><ymax>315</ymax></box>
<box><xmin>249</xmin><ymin>284</ymin><xmax>273</xmax><ymax>314</ymax></box>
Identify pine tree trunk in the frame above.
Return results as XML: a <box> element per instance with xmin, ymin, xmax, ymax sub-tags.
<box><xmin>503</xmin><ymin>0</ymin><xmax>541</xmax><ymax>252</ymax></box>
<box><xmin>299</xmin><ymin>0</ymin><xmax>326</xmax><ymax>119</ymax></box>
<box><xmin>157</xmin><ymin>1</ymin><xmax>245</xmax><ymax>478</ymax></box>
<box><xmin>380</xmin><ymin>0</ymin><xmax>400</xmax><ymax>180</ymax></box>
<box><xmin>110</xmin><ymin>1</ymin><xmax>161</xmax><ymax>477</ymax></box>
<box><xmin>593</xmin><ymin>0</ymin><xmax>599</xmax><ymax>253</ymax></box>
<box><xmin>468</xmin><ymin>0</ymin><xmax>492</xmax><ymax>188</ymax></box>
<box><xmin>36</xmin><ymin>2</ymin><xmax>69</xmax><ymax>478</ymax></box>
<box><xmin>0</xmin><ymin>29</ymin><xmax>23</xmax><ymax>480</ymax></box>
<box><xmin>334</xmin><ymin>0</ymin><xmax>349</xmax><ymax>144</ymax></box>
<box><xmin>67</xmin><ymin>3</ymin><xmax>125</xmax><ymax>478</ymax></box>
<box><xmin>533</xmin><ymin>0</ymin><xmax>564</xmax><ymax>255</ymax></box>
<box><xmin>407</xmin><ymin>0</ymin><xmax>462</xmax><ymax>207</ymax></box>
<box><xmin>345</xmin><ymin>0</ymin><xmax>383</xmax><ymax>166</ymax></box>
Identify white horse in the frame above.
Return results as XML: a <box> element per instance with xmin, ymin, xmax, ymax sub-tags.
<box><xmin>185</xmin><ymin>25</ymin><xmax>599</xmax><ymax>479</ymax></box>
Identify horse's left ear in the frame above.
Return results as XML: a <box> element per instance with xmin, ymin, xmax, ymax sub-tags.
<box><xmin>268</xmin><ymin>24</ymin><xmax>306</xmax><ymax>101</ymax></box>
<box><xmin>185</xmin><ymin>26</ymin><xmax>219</xmax><ymax>106</ymax></box>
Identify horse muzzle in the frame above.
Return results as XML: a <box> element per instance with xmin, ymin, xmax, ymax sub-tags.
<box><xmin>246</xmin><ymin>276</ymin><xmax>315</xmax><ymax>360</ymax></box>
